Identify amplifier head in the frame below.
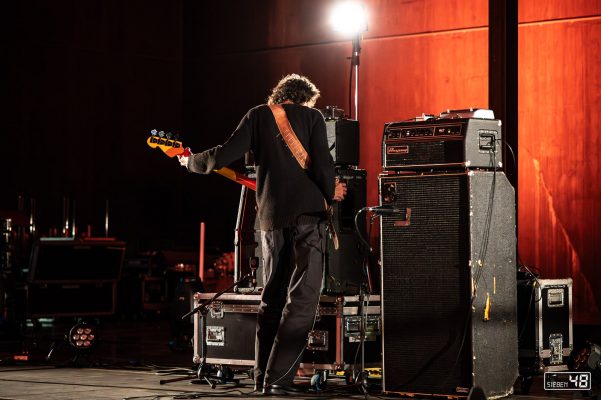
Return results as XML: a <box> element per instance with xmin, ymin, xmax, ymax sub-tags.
<box><xmin>382</xmin><ymin>118</ymin><xmax>502</xmax><ymax>170</ymax></box>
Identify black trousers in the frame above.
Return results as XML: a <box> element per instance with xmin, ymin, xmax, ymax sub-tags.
<box><xmin>254</xmin><ymin>223</ymin><xmax>325</xmax><ymax>387</ymax></box>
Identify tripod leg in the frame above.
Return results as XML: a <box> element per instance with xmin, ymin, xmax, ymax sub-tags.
<box><xmin>202</xmin><ymin>375</ymin><xmax>216</xmax><ymax>389</ymax></box>
<box><xmin>196</xmin><ymin>362</ymin><xmax>216</xmax><ymax>388</ymax></box>
<box><xmin>359</xmin><ymin>371</ymin><xmax>369</xmax><ymax>394</ymax></box>
<box><xmin>160</xmin><ymin>374</ymin><xmax>197</xmax><ymax>385</ymax></box>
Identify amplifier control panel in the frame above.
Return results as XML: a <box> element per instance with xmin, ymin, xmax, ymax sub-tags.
<box><xmin>386</xmin><ymin>124</ymin><xmax>463</xmax><ymax>140</ymax></box>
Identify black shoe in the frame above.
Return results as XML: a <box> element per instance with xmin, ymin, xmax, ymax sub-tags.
<box><xmin>263</xmin><ymin>383</ymin><xmax>306</xmax><ymax>395</ymax></box>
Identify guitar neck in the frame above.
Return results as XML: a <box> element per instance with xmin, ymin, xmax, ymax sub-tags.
<box><xmin>146</xmin><ymin>131</ymin><xmax>256</xmax><ymax>191</ymax></box>
<box><xmin>214</xmin><ymin>167</ymin><xmax>256</xmax><ymax>191</ymax></box>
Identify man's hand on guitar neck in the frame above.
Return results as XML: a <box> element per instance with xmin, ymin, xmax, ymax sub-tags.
<box><xmin>333</xmin><ymin>178</ymin><xmax>347</xmax><ymax>202</ymax></box>
<box><xmin>177</xmin><ymin>154</ymin><xmax>190</xmax><ymax>168</ymax></box>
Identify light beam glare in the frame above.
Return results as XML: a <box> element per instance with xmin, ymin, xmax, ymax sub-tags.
<box><xmin>330</xmin><ymin>2</ymin><xmax>368</xmax><ymax>36</ymax></box>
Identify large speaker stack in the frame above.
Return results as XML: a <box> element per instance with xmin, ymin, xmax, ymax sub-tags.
<box><xmin>379</xmin><ymin>110</ymin><xmax>518</xmax><ymax>398</ymax></box>
<box><xmin>322</xmin><ymin>108</ymin><xmax>366</xmax><ymax>295</ymax></box>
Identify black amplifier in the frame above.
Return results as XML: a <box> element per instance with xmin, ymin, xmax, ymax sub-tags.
<box><xmin>326</xmin><ymin>119</ymin><xmax>360</xmax><ymax>166</ymax></box>
<box><xmin>382</xmin><ymin>116</ymin><xmax>502</xmax><ymax>170</ymax></box>
<box><xmin>324</xmin><ymin>168</ymin><xmax>367</xmax><ymax>295</ymax></box>
<box><xmin>323</xmin><ymin>107</ymin><xmax>360</xmax><ymax>166</ymax></box>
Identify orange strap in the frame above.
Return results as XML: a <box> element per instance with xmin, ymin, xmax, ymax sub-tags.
<box><xmin>268</xmin><ymin>104</ymin><xmax>339</xmax><ymax>250</ymax></box>
<box><xmin>269</xmin><ymin>104</ymin><xmax>311</xmax><ymax>169</ymax></box>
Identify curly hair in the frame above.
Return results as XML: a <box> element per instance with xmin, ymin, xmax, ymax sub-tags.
<box><xmin>267</xmin><ymin>74</ymin><xmax>320</xmax><ymax>106</ymax></box>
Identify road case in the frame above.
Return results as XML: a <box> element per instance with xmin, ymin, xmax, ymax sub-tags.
<box><xmin>517</xmin><ymin>278</ymin><xmax>573</xmax><ymax>374</ymax></box>
<box><xmin>192</xmin><ymin>293</ymin><xmax>381</xmax><ymax>373</ymax></box>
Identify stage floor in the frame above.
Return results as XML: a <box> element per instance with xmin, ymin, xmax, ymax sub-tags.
<box><xmin>0</xmin><ymin>319</ymin><xmax>598</xmax><ymax>399</ymax></box>
<box><xmin>0</xmin><ymin>365</ymin><xmax>591</xmax><ymax>400</ymax></box>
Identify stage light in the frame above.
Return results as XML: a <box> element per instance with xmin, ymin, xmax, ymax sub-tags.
<box><xmin>68</xmin><ymin>322</ymin><xmax>97</xmax><ymax>351</ymax></box>
<box><xmin>330</xmin><ymin>1</ymin><xmax>368</xmax><ymax>120</ymax></box>
<box><xmin>330</xmin><ymin>1</ymin><xmax>368</xmax><ymax>37</ymax></box>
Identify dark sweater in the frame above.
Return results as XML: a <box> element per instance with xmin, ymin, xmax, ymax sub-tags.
<box><xmin>188</xmin><ymin>103</ymin><xmax>335</xmax><ymax>230</ymax></box>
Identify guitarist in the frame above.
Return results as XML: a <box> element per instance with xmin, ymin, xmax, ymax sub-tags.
<box><xmin>178</xmin><ymin>74</ymin><xmax>346</xmax><ymax>395</ymax></box>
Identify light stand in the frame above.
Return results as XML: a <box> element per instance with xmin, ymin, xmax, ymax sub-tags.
<box><xmin>330</xmin><ymin>1</ymin><xmax>367</xmax><ymax>120</ymax></box>
<box><xmin>351</xmin><ymin>34</ymin><xmax>362</xmax><ymax>120</ymax></box>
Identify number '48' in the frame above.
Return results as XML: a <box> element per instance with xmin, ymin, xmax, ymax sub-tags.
<box><xmin>569</xmin><ymin>373</ymin><xmax>589</xmax><ymax>389</ymax></box>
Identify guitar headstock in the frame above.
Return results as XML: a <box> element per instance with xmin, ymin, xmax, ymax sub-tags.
<box><xmin>146</xmin><ymin>129</ymin><xmax>190</xmax><ymax>158</ymax></box>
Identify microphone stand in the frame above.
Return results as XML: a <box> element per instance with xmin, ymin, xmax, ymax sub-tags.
<box><xmin>161</xmin><ymin>270</ymin><xmax>257</xmax><ymax>387</ymax></box>
<box><xmin>353</xmin><ymin>208</ymin><xmax>379</xmax><ymax>394</ymax></box>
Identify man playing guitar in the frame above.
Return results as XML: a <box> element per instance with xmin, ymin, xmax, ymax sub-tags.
<box><xmin>178</xmin><ymin>74</ymin><xmax>346</xmax><ymax>395</ymax></box>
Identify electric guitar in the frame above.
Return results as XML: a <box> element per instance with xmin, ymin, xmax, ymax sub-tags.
<box><xmin>146</xmin><ymin>129</ymin><xmax>257</xmax><ymax>191</ymax></box>
<box><xmin>146</xmin><ymin>129</ymin><xmax>339</xmax><ymax>249</ymax></box>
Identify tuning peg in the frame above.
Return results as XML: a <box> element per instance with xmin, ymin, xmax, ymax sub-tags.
<box><xmin>166</xmin><ymin>132</ymin><xmax>173</xmax><ymax>140</ymax></box>
<box><xmin>158</xmin><ymin>131</ymin><xmax>165</xmax><ymax>138</ymax></box>
<box><xmin>151</xmin><ymin>129</ymin><xmax>158</xmax><ymax>136</ymax></box>
<box><xmin>174</xmin><ymin>134</ymin><xmax>180</xmax><ymax>141</ymax></box>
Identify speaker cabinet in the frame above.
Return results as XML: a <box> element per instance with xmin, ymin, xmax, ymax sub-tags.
<box><xmin>379</xmin><ymin>171</ymin><xmax>517</xmax><ymax>398</ymax></box>
<box><xmin>27</xmin><ymin>239</ymin><xmax>125</xmax><ymax>317</ymax></box>
<box><xmin>323</xmin><ymin>168</ymin><xmax>367</xmax><ymax>295</ymax></box>
<box><xmin>29</xmin><ymin>239</ymin><xmax>125</xmax><ymax>282</ymax></box>
<box><xmin>27</xmin><ymin>282</ymin><xmax>116</xmax><ymax>317</ymax></box>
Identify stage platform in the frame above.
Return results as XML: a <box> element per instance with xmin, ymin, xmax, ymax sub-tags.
<box><xmin>0</xmin><ymin>364</ymin><xmax>588</xmax><ymax>400</ymax></box>
<box><xmin>0</xmin><ymin>318</ymin><xmax>598</xmax><ymax>399</ymax></box>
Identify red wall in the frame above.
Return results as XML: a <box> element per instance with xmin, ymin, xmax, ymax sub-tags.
<box><xmin>518</xmin><ymin>1</ymin><xmax>601</xmax><ymax>324</ymax></box>
<box><xmin>193</xmin><ymin>0</ymin><xmax>601</xmax><ymax>323</ymax></box>
<box><xmin>7</xmin><ymin>1</ymin><xmax>600</xmax><ymax>322</ymax></box>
